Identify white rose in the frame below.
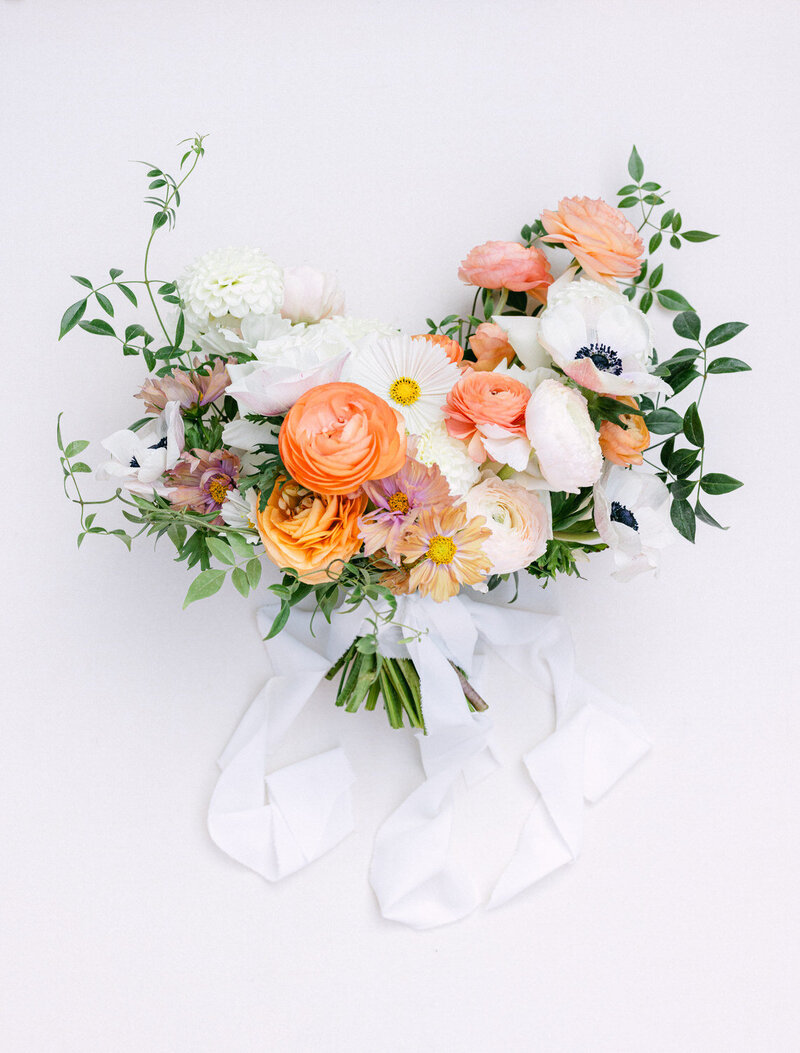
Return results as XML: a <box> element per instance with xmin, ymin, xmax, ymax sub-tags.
<box><xmin>465</xmin><ymin>477</ymin><xmax>550</xmax><ymax>574</ymax></box>
<box><xmin>525</xmin><ymin>379</ymin><xmax>603</xmax><ymax>493</ymax></box>
<box><xmin>280</xmin><ymin>265</ymin><xmax>345</xmax><ymax>324</ymax></box>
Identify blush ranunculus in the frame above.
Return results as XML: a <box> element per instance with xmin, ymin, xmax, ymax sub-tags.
<box><xmin>540</xmin><ymin>197</ymin><xmax>644</xmax><ymax>284</ymax></box>
<box><xmin>467</xmin><ymin>323</ymin><xmax>515</xmax><ymax>371</ymax></box>
<box><xmin>444</xmin><ymin>369</ymin><xmax>532</xmax><ymax>470</ymax></box>
<box><xmin>412</xmin><ymin>333</ymin><xmax>464</xmax><ymax>365</ymax></box>
<box><xmin>457</xmin><ymin>241</ymin><xmax>553</xmax><ymax>302</ymax></box>
<box><xmin>256</xmin><ymin>478</ymin><xmax>367</xmax><ymax>584</ymax></box>
<box><xmin>525</xmin><ymin>379</ymin><xmax>603</xmax><ymax>493</ymax></box>
<box><xmin>464</xmin><ymin>477</ymin><xmax>550</xmax><ymax>574</ymax></box>
<box><xmin>279</xmin><ymin>382</ymin><xmax>406</xmax><ymax>495</ymax></box>
<box><xmin>599</xmin><ymin>396</ymin><xmax>650</xmax><ymax>466</ymax></box>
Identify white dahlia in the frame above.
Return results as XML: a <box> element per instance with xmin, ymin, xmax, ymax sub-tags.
<box><xmin>415</xmin><ymin>420</ymin><xmax>481</xmax><ymax>497</ymax></box>
<box><xmin>348</xmin><ymin>334</ymin><xmax>461</xmax><ymax>435</ymax></box>
<box><xmin>178</xmin><ymin>247</ymin><xmax>284</xmax><ymax>329</ymax></box>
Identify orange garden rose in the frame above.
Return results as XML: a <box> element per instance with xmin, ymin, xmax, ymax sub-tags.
<box><xmin>279</xmin><ymin>382</ymin><xmax>406</xmax><ymax>496</ymax></box>
<box><xmin>256</xmin><ymin>478</ymin><xmax>367</xmax><ymax>584</ymax></box>
<box><xmin>540</xmin><ymin>197</ymin><xmax>644</xmax><ymax>284</ymax></box>
<box><xmin>458</xmin><ymin>241</ymin><xmax>552</xmax><ymax>302</ymax></box>
<box><xmin>599</xmin><ymin>397</ymin><xmax>650</xmax><ymax>466</ymax></box>
<box><xmin>467</xmin><ymin>322</ymin><xmax>515</xmax><ymax>371</ymax></box>
<box><xmin>412</xmin><ymin>333</ymin><xmax>464</xmax><ymax>365</ymax></box>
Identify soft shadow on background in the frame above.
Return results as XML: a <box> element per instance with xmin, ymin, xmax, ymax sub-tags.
<box><xmin>1</xmin><ymin>1</ymin><xmax>798</xmax><ymax>1051</ymax></box>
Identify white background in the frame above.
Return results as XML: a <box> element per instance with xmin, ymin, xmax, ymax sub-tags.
<box><xmin>2</xmin><ymin>1</ymin><xmax>799</xmax><ymax>1050</ymax></box>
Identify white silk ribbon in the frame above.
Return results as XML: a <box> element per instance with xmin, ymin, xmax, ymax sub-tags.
<box><xmin>207</xmin><ymin>591</ymin><xmax>650</xmax><ymax>928</ymax></box>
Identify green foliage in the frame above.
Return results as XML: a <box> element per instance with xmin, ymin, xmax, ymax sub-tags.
<box><xmin>526</xmin><ymin>538</ymin><xmax>607</xmax><ymax>584</ymax></box>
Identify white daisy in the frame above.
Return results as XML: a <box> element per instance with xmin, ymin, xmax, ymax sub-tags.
<box><xmin>178</xmin><ymin>247</ymin><xmax>284</xmax><ymax>329</ymax></box>
<box><xmin>347</xmin><ymin>334</ymin><xmax>461</xmax><ymax>435</ymax></box>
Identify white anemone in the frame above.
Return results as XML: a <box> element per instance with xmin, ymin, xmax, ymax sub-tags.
<box><xmin>593</xmin><ymin>465</ymin><xmax>678</xmax><ymax>580</ymax></box>
<box><xmin>98</xmin><ymin>401</ymin><xmax>184</xmax><ymax>496</ymax></box>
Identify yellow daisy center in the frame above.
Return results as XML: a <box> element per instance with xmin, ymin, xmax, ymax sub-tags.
<box><xmin>388</xmin><ymin>491</ymin><xmax>410</xmax><ymax>514</ymax></box>
<box><xmin>208</xmin><ymin>477</ymin><xmax>231</xmax><ymax>505</ymax></box>
<box><xmin>427</xmin><ymin>534</ymin><xmax>457</xmax><ymax>565</ymax></box>
<box><xmin>389</xmin><ymin>376</ymin><xmax>421</xmax><ymax>406</ymax></box>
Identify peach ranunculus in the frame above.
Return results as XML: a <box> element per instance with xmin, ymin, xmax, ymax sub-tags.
<box><xmin>444</xmin><ymin>369</ymin><xmax>532</xmax><ymax>470</ymax></box>
<box><xmin>279</xmin><ymin>382</ymin><xmax>406</xmax><ymax>496</ymax></box>
<box><xmin>412</xmin><ymin>333</ymin><xmax>464</xmax><ymax>365</ymax></box>
<box><xmin>467</xmin><ymin>322</ymin><xmax>515</xmax><ymax>372</ymax></box>
<box><xmin>256</xmin><ymin>477</ymin><xmax>367</xmax><ymax>584</ymax></box>
<box><xmin>599</xmin><ymin>396</ymin><xmax>650</xmax><ymax>466</ymax></box>
<box><xmin>540</xmin><ymin>197</ymin><xmax>644</xmax><ymax>284</ymax></box>
<box><xmin>457</xmin><ymin>241</ymin><xmax>553</xmax><ymax>302</ymax></box>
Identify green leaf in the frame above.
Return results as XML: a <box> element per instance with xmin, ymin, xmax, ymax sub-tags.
<box><xmin>695</xmin><ymin>500</ymin><xmax>728</xmax><ymax>530</ymax></box>
<box><xmin>227</xmin><ymin>532</ymin><xmax>255</xmax><ymax>560</ymax></box>
<box><xmin>640</xmin><ymin>290</ymin><xmax>653</xmax><ymax>314</ymax></box>
<box><xmin>634</xmin><ymin>259</ymin><xmax>648</xmax><ymax>285</ymax></box>
<box><xmin>206</xmin><ymin>536</ymin><xmax>236</xmax><ymax>565</ymax></box>
<box><xmin>618</xmin><ymin>196</ymin><xmax>639</xmax><ymax>209</ymax></box>
<box><xmin>143</xmin><ymin>349</ymin><xmax>156</xmax><ymax>372</ymax></box>
<box><xmin>641</xmin><ymin>181</ymin><xmax>661</xmax><ymax>191</ymax></box>
<box><xmin>657</xmin><ymin>289</ymin><xmax>693</xmax><ymax>312</ymax></box>
<box><xmin>158</xmin><ymin>282</ymin><xmax>176</xmax><ymax>295</ymax></box>
<box><xmin>643</xmin><ymin>193</ymin><xmax>664</xmax><ymax>205</ymax></box>
<box><xmin>109</xmin><ymin>268</ymin><xmax>123</xmax><ymax>279</ymax></box>
<box><xmin>683</xmin><ymin>402</ymin><xmax>704</xmax><ymax>447</ymax></box>
<box><xmin>670</xmin><ymin>448</ymin><xmax>700</xmax><ymax>478</ymax></box>
<box><xmin>124</xmin><ymin>323</ymin><xmax>147</xmax><ymax>342</ymax></box>
<box><xmin>174</xmin><ymin>311</ymin><xmax>185</xmax><ymax>348</ymax></box>
<box><xmin>183</xmin><ymin>568</ymin><xmax>226</xmax><ymax>608</ymax></box>
<box><xmin>78</xmin><ymin>318</ymin><xmax>116</xmax><ymax>337</ymax></box>
<box><xmin>648</xmin><ymin>231</ymin><xmax>662</xmax><ymax>254</ymax></box>
<box><xmin>71</xmin><ymin>461</ymin><xmax>91</xmax><ymax>473</ymax></box>
<box><xmin>265</xmin><ymin>602</ymin><xmax>290</xmax><ymax>640</ymax></box>
<box><xmin>627</xmin><ymin>145</ymin><xmax>644</xmax><ymax>182</ymax></box>
<box><xmin>670</xmin><ymin>499</ymin><xmax>696</xmax><ymax>543</ymax></box>
<box><xmin>231</xmin><ymin>567</ymin><xmax>250</xmax><ymax>598</ymax></box>
<box><xmin>645</xmin><ymin>408</ymin><xmax>683</xmax><ymax>434</ymax></box>
<box><xmin>71</xmin><ymin>275</ymin><xmax>93</xmax><ymax>289</ymax></box>
<box><xmin>667</xmin><ymin>365</ymin><xmax>701</xmax><ymax>395</ymax></box>
<box><xmin>65</xmin><ymin>439</ymin><xmax>89</xmax><ymax>458</ymax></box>
<box><xmin>152</xmin><ymin>211</ymin><xmax>168</xmax><ymax>232</ymax></box>
<box><xmin>699</xmin><ymin>473</ymin><xmax>743</xmax><ymax>495</ymax></box>
<box><xmin>246</xmin><ymin>558</ymin><xmax>262</xmax><ymax>589</ymax></box>
<box><xmin>671</xmin><ymin>212</ymin><xmax>682</xmax><ymax>232</ymax></box>
<box><xmin>660</xmin><ymin>436</ymin><xmax>676</xmax><ymax>469</ymax></box>
<box><xmin>95</xmin><ymin>291</ymin><xmax>114</xmax><ymax>316</ymax></box>
<box><xmin>660</xmin><ymin>209</ymin><xmax>675</xmax><ymax>229</ymax></box>
<box><xmin>617</xmin><ymin>183</ymin><xmax>638</xmax><ymax>195</ymax></box>
<box><xmin>681</xmin><ymin>230</ymin><xmax>718</xmax><ymax>242</ymax></box>
<box><xmin>117</xmin><ymin>283</ymin><xmax>138</xmax><ymax>307</ymax></box>
<box><xmin>648</xmin><ymin>263</ymin><xmax>663</xmax><ymax>289</ymax></box>
<box><xmin>673</xmin><ymin>311</ymin><xmax>701</xmax><ymax>341</ymax></box>
<box><xmin>670</xmin><ymin>235</ymin><xmax>681</xmax><ymax>249</ymax></box>
<box><xmin>705</xmin><ymin>321</ymin><xmax>748</xmax><ymax>347</ymax></box>
<box><xmin>707</xmin><ymin>356</ymin><xmax>751</xmax><ymax>374</ymax></box>
<box><xmin>59</xmin><ymin>299</ymin><xmax>87</xmax><ymax>339</ymax></box>
<box><xmin>668</xmin><ymin>479</ymin><xmax>696</xmax><ymax>500</ymax></box>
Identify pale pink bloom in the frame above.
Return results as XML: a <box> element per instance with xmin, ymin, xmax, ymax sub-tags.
<box><xmin>165</xmin><ymin>449</ymin><xmax>241</xmax><ymax>522</ymax></box>
<box><xmin>359</xmin><ymin>454</ymin><xmax>453</xmax><ymax>562</ymax></box>
<box><xmin>540</xmin><ymin>197</ymin><xmax>644</xmax><ymax>284</ymax></box>
<box><xmin>467</xmin><ymin>323</ymin><xmax>515</xmax><ymax>372</ymax></box>
<box><xmin>137</xmin><ymin>358</ymin><xmax>230</xmax><ymax>414</ymax></box>
<box><xmin>280</xmin><ymin>265</ymin><xmax>345</xmax><ymax>323</ymax></box>
<box><xmin>458</xmin><ymin>241</ymin><xmax>552</xmax><ymax>302</ymax></box>
<box><xmin>525</xmin><ymin>379</ymin><xmax>602</xmax><ymax>493</ymax></box>
<box><xmin>464</xmin><ymin>477</ymin><xmax>550</xmax><ymax>574</ymax></box>
<box><xmin>226</xmin><ymin>351</ymin><xmax>349</xmax><ymax>416</ymax></box>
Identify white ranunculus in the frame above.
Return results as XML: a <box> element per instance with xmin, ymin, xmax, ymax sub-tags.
<box><xmin>280</xmin><ymin>265</ymin><xmax>345</xmax><ymax>323</ymax></box>
<box><xmin>178</xmin><ymin>247</ymin><xmax>284</xmax><ymax>330</ymax></box>
<box><xmin>491</xmin><ymin>314</ymin><xmax>551</xmax><ymax>370</ymax></box>
<box><xmin>538</xmin><ymin>276</ymin><xmax>668</xmax><ymax>397</ymax></box>
<box><xmin>525</xmin><ymin>379</ymin><xmax>603</xmax><ymax>493</ymax></box>
<box><xmin>415</xmin><ymin>420</ymin><xmax>481</xmax><ymax>497</ymax></box>
<box><xmin>464</xmin><ymin>477</ymin><xmax>551</xmax><ymax>574</ymax></box>
<box><xmin>593</xmin><ymin>465</ymin><xmax>678</xmax><ymax>581</ymax></box>
<box><xmin>98</xmin><ymin>401</ymin><xmax>184</xmax><ymax>496</ymax></box>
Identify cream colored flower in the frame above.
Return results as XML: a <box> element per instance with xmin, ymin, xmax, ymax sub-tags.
<box><xmin>464</xmin><ymin>477</ymin><xmax>550</xmax><ymax>573</ymax></box>
<box><xmin>178</xmin><ymin>247</ymin><xmax>284</xmax><ymax>328</ymax></box>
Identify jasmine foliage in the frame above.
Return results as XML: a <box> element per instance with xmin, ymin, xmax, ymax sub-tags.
<box><xmin>527</xmin><ymin>538</ymin><xmax>606</xmax><ymax>584</ymax></box>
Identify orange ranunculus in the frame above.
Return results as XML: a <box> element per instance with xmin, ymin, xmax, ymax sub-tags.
<box><xmin>412</xmin><ymin>333</ymin><xmax>464</xmax><ymax>365</ymax></box>
<box><xmin>599</xmin><ymin>397</ymin><xmax>650</xmax><ymax>466</ymax></box>
<box><xmin>279</xmin><ymin>382</ymin><xmax>406</xmax><ymax>496</ymax></box>
<box><xmin>444</xmin><ymin>369</ymin><xmax>531</xmax><ymax>464</ymax></box>
<box><xmin>467</xmin><ymin>322</ymin><xmax>515</xmax><ymax>371</ymax></box>
<box><xmin>540</xmin><ymin>197</ymin><xmax>644</xmax><ymax>284</ymax></box>
<box><xmin>256</xmin><ymin>478</ymin><xmax>367</xmax><ymax>584</ymax></box>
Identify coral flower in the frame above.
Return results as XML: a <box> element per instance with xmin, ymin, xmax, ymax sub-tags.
<box><xmin>444</xmin><ymin>369</ymin><xmax>532</xmax><ymax>469</ymax></box>
<box><xmin>540</xmin><ymin>197</ymin><xmax>644</xmax><ymax>284</ymax></box>
<box><xmin>458</xmin><ymin>241</ymin><xmax>553</xmax><ymax>302</ymax></box>
<box><xmin>467</xmin><ymin>323</ymin><xmax>515</xmax><ymax>372</ymax></box>
<box><xmin>166</xmin><ymin>449</ymin><xmax>241</xmax><ymax>522</ymax></box>
<box><xmin>256</xmin><ymin>478</ymin><xmax>367</xmax><ymax>584</ymax></box>
<box><xmin>137</xmin><ymin>358</ymin><xmax>230</xmax><ymax>414</ymax></box>
<box><xmin>400</xmin><ymin>506</ymin><xmax>491</xmax><ymax>602</ymax></box>
<box><xmin>599</xmin><ymin>396</ymin><xmax>650</xmax><ymax>466</ymax></box>
<box><xmin>279</xmin><ymin>382</ymin><xmax>406</xmax><ymax>496</ymax></box>
<box><xmin>359</xmin><ymin>454</ymin><xmax>454</xmax><ymax>561</ymax></box>
<box><xmin>412</xmin><ymin>333</ymin><xmax>464</xmax><ymax>365</ymax></box>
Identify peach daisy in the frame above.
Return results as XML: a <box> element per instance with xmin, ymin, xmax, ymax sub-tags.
<box><xmin>400</xmin><ymin>506</ymin><xmax>491</xmax><ymax>602</ymax></box>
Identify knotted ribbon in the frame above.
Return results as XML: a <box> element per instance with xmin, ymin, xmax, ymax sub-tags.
<box><xmin>208</xmin><ymin>591</ymin><xmax>650</xmax><ymax>928</ymax></box>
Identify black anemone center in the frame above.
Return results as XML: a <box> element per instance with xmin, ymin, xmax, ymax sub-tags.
<box><xmin>575</xmin><ymin>341</ymin><xmax>623</xmax><ymax>375</ymax></box>
<box><xmin>130</xmin><ymin>435</ymin><xmax>168</xmax><ymax>468</ymax></box>
<box><xmin>610</xmin><ymin>501</ymin><xmax>638</xmax><ymax>531</ymax></box>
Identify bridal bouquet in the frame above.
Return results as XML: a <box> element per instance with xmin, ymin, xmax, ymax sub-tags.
<box><xmin>58</xmin><ymin>136</ymin><xmax>749</xmax><ymax>926</ymax></box>
<box><xmin>59</xmin><ymin>136</ymin><xmax>748</xmax><ymax>729</ymax></box>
